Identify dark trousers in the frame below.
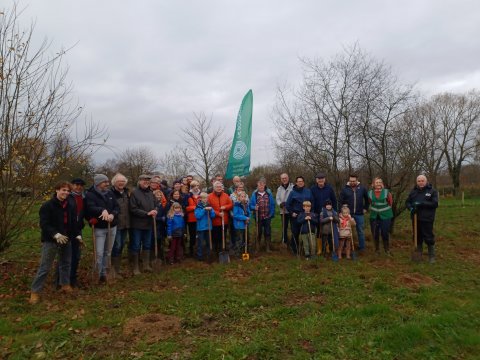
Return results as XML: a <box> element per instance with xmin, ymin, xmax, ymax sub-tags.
<box><xmin>187</xmin><ymin>222</ymin><xmax>197</xmax><ymax>256</ymax></box>
<box><xmin>212</xmin><ymin>225</ymin><xmax>228</xmax><ymax>252</ymax></box>
<box><xmin>280</xmin><ymin>213</ymin><xmax>291</xmax><ymax>244</ymax></box>
<box><xmin>416</xmin><ymin>220</ymin><xmax>435</xmax><ymax>249</ymax></box>
<box><xmin>290</xmin><ymin>216</ymin><xmax>301</xmax><ymax>254</ymax></box>
<box><xmin>370</xmin><ymin>218</ymin><xmax>391</xmax><ymax>252</ymax></box>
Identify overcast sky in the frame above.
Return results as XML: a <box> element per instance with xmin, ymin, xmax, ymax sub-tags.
<box><xmin>18</xmin><ymin>0</ymin><xmax>480</xmax><ymax>167</ymax></box>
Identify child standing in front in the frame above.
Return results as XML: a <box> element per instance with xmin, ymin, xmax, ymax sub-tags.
<box><xmin>233</xmin><ymin>191</ymin><xmax>251</xmax><ymax>257</ymax></box>
<box><xmin>297</xmin><ymin>201</ymin><xmax>318</xmax><ymax>259</ymax></box>
<box><xmin>166</xmin><ymin>202</ymin><xmax>185</xmax><ymax>264</ymax></box>
<box><xmin>337</xmin><ymin>205</ymin><xmax>356</xmax><ymax>260</ymax></box>
<box><xmin>319</xmin><ymin>200</ymin><xmax>339</xmax><ymax>258</ymax></box>
<box><xmin>194</xmin><ymin>192</ymin><xmax>215</xmax><ymax>261</ymax></box>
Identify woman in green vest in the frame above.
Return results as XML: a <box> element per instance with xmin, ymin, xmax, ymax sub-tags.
<box><xmin>368</xmin><ymin>177</ymin><xmax>393</xmax><ymax>256</ymax></box>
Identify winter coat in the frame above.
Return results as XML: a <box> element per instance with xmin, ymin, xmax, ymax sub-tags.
<box><xmin>338</xmin><ymin>214</ymin><xmax>355</xmax><ymax>238</ymax></box>
<box><xmin>310</xmin><ymin>183</ymin><xmax>337</xmax><ymax>214</ymax></box>
<box><xmin>297</xmin><ymin>212</ymin><xmax>318</xmax><ymax>234</ymax></box>
<box><xmin>233</xmin><ymin>201</ymin><xmax>251</xmax><ymax>230</ymax></box>
<box><xmin>276</xmin><ymin>183</ymin><xmax>294</xmax><ymax>214</ymax></box>
<box><xmin>186</xmin><ymin>193</ymin><xmax>200</xmax><ymax>223</ymax></box>
<box><xmin>39</xmin><ymin>195</ymin><xmax>81</xmax><ymax>243</ymax></box>
<box><xmin>85</xmin><ymin>186</ymin><xmax>120</xmax><ymax>229</ymax></box>
<box><xmin>286</xmin><ymin>186</ymin><xmax>314</xmax><ymax>216</ymax></box>
<box><xmin>207</xmin><ymin>191</ymin><xmax>233</xmax><ymax>226</ymax></box>
<box><xmin>167</xmin><ymin>213</ymin><xmax>185</xmax><ymax>237</ymax></box>
<box><xmin>319</xmin><ymin>208</ymin><xmax>340</xmax><ymax>235</ymax></box>
<box><xmin>155</xmin><ymin>202</ymin><xmax>167</xmax><ymax>226</ymax></box>
<box><xmin>129</xmin><ymin>186</ymin><xmax>157</xmax><ymax>230</ymax></box>
<box><xmin>69</xmin><ymin>191</ymin><xmax>85</xmax><ymax>231</ymax></box>
<box><xmin>339</xmin><ymin>182</ymin><xmax>369</xmax><ymax>215</ymax></box>
<box><xmin>111</xmin><ymin>187</ymin><xmax>130</xmax><ymax>230</ymax></box>
<box><xmin>405</xmin><ymin>183</ymin><xmax>438</xmax><ymax>222</ymax></box>
<box><xmin>249</xmin><ymin>190</ymin><xmax>275</xmax><ymax>219</ymax></box>
<box><xmin>194</xmin><ymin>202</ymin><xmax>216</xmax><ymax>231</ymax></box>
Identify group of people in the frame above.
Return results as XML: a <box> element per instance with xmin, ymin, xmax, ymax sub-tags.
<box><xmin>28</xmin><ymin>171</ymin><xmax>438</xmax><ymax>304</ymax></box>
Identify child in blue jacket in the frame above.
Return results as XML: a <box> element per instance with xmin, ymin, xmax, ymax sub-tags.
<box><xmin>194</xmin><ymin>192</ymin><xmax>215</xmax><ymax>261</ymax></box>
<box><xmin>166</xmin><ymin>202</ymin><xmax>185</xmax><ymax>264</ymax></box>
<box><xmin>233</xmin><ymin>191</ymin><xmax>251</xmax><ymax>257</ymax></box>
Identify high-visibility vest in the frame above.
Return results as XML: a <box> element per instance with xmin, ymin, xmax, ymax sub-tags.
<box><xmin>368</xmin><ymin>189</ymin><xmax>393</xmax><ymax>220</ymax></box>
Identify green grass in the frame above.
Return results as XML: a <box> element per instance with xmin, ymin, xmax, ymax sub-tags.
<box><xmin>1</xmin><ymin>197</ymin><xmax>479</xmax><ymax>359</ymax></box>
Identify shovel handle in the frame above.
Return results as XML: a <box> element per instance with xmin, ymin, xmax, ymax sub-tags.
<box><xmin>153</xmin><ymin>218</ymin><xmax>158</xmax><ymax>258</ymax></box>
<box><xmin>413</xmin><ymin>213</ymin><xmax>417</xmax><ymax>248</ymax></box>
<box><xmin>330</xmin><ymin>220</ymin><xmax>336</xmax><ymax>252</ymax></box>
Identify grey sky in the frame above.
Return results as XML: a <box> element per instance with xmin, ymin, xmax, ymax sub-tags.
<box><xmin>20</xmin><ymin>0</ymin><xmax>480</xmax><ymax>167</ymax></box>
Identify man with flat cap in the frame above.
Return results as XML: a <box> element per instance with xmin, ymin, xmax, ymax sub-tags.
<box><xmin>129</xmin><ymin>174</ymin><xmax>158</xmax><ymax>274</ymax></box>
<box><xmin>69</xmin><ymin>178</ymin><xmax>86</xmax><ymax>287</ymax></box>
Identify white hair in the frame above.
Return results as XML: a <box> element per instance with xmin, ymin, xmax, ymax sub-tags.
<box><xmin>111</xmin><ymin>173</ymin><xmax>128</xmax><ymax>186</ymax></box>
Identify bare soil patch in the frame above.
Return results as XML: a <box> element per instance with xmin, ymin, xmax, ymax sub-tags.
<box><xmin>123</xmin><ymin>313</ymin><xmax>181</xmax><ymax>343</ymax></box>
<box><xmin>397</xmin><ymin>273</ymin><xmax>437</xmax><ymax>289</ymax></box>
<box><xmin>224</xmin><ymin>267</ymin><xmax>252</xmax><ymax>282</ymax></box>
<box><xmin>457</xmin><ymin>249</ymin><xmax>480</xmax><ymax>264</ymax></box>
<box><xmin>284</xmin><ymin>292</ymin><xmax>325</xmax><ymax>306</ymax></box>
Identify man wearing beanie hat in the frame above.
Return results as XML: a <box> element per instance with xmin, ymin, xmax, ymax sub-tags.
<box><xmin>85</xmin><ymin>174</ymin><xmax>120</xmax><ymax>283</ymax></box>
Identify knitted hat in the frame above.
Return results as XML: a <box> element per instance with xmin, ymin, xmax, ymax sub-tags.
<box><xmin>94</xmin><ymin>174</ymin><xmax>109</xmax><ymax>186</ymax></box>
<box><xmin>325</xmin><ymin>199</ymin><xmax>332</xmax><ymax>206</ymax></box>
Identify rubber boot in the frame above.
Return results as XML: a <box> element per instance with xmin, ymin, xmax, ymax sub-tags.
<box><xmin>129</xmin><ymin>252</ymin><xmax>141</xmax><ymax>276</ymax></box>
<box><xmin>29</xmin><ymin>292</ymin><xmax>40</xmax><ymax>305</ymax></box>
<box><xmin>316</xmin><ymin>238</ymin><xmax>322</xmax><ymax>255</ymax></box>
<box><xmin>265</xmin><ymin>236</ymin><xmax>272</xmax><ymax>253</ymax></box>
<box><xmin>112</xmin><ymin>256</ymin><xmax>123</xmax><ymax>279</ymax></box>
<box><xmin>142</xmin><ymin>251</ymin><xmax>153</xmax><ymax>272</ymax></box>
<box><xmin>428</xmin><ymin>245</ymin><xmax>436</xmax><ymax>263</ymax></box>
<box><xmin>374</xmin><ymin>237</ymin><xmax>380</xmax><ymax>255</ymax></box>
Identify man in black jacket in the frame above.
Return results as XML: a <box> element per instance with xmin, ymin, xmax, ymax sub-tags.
<box><xmin>30</xmin><ymin>181</ymin><xmax>80</xmax><ymax>304</ymax></box>
<box><xmin>406</xmin><ymin>175</ymin><xmax>439</xmax><ymax>263</ymax></box>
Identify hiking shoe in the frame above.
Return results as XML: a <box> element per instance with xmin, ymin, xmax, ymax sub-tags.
<box><xmin>429</xmin><ymin>257</ymin><xmax>436</xmax><ymax>264</ymax></box>
<box><xmin>29</xmin><ymin>292</ymin><xmax>40</xmax><ymax>305</ymax></box>
<box><xmin>385</xmin><ymin>251</ymin><xmax>393</xmax><ymax>257</ymax></box>
<box><xmin>99</xmin><ymin>275</ymin><xmax>107</xmax><ymax>284</ymax></box>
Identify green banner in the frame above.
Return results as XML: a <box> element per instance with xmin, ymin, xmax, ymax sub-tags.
<box><xmin>225</xmin><ymin>90</ymin><xmax>253</xmax><ymax>179</ymax></box>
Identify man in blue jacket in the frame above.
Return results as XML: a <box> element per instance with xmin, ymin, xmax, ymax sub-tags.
<box><xmin>286</xmin><ymin>176</ymin><xmax>314</xmax><ymax>255</ymax></box>
<box><xmin>339</xmin><ymin>174</ymin><xmax>369</xmax><ymax>251</ymax></box>
<box><xmin>310</xmin><ymin>172</ymin><xmax>337</xmax><ymax>254</ymax></box>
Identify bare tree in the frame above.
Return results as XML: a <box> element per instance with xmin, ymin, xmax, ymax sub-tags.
<box><xmin>158</xmin><ymin>146</ymin><xmax>191</xmax><ymax>184</ymax></box>
<box><xmin>429</xmin><ymin>92</ymin><xmax>480</xmax><ymax>195</ymax></box>
<box><xmin>180</xmin><ymin>112</ymin><xmax>230</xmax><ymax>185</ymax></box>
<box><xmin>0</xmin><ymin>5</ymin><xmax>106</xmax><ymax>251</ymax></box>
<box><xmin>115</xmin><ymin>146</ymin><xmax>160</xmax><ymax>183</ymax></box>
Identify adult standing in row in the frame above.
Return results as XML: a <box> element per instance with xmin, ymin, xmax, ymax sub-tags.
<box><xmin>310</xmin><ymin>172</ymin><xmax>337</xmax><ymax>255</ymax></box>
<box><xmin>286</xmin><ymin>176</ymin><xmax>314</xmax><ymax>255</ymax></box>
<box><xmin>29</xmin><ymin>182</ymin><xmax>80</xmax><ymax>304</ymax></box>
<box><xmin>111</xmin><ymin>173</ymin><xmax>130</xmax><ymax>278</ymax></box>
<box><xmin>208</xmin><ymin>181</ymin><xmax>233</xmax><ymax>253</ymax></box>
<box><xmin>250</xmin><ymin>178</ymin><xmax>275</xmax><ymax>252</ymax></box>
<box><xmin>368</xmin><ymin>177</ymin><xmax>393</xmax><ymax>256</ymax></box>
<box><xmin>339</xmin><ymin>174</ymin><xmax>369</xmax><ymax>251</ymax></box>
<box><xmin>129</xmin><ymin>174</ymin><xmax>157</xmax><ymax>274</ymax></box>
<box><xmin>68</xmin><ymin>178</ymin><xmax>86</xmax><ymax>288</ymax></box>
<box><xmin>85</xmin><ymin>174</ymin><xmax>119</xmax><ymax>283</ymax></box>
<box><xmin>186</xmin><ymin>180</ymin><xmax>201</xmax><ymax>257</ymax></box>
<box><xmin>405</xmin><ymin>175</ymin><xmax>438</xmax><ymax>263</ymax></box>
<box><xmin>276</xmin><ymin>173</ymin><xmax>294</xmax><ymax>247</ymax></box>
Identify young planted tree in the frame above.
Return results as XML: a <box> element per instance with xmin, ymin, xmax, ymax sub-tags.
<box><xmin>0</xmin><ymin>5</ymin><xmax>105</xmax><ymax>251</ymax></box>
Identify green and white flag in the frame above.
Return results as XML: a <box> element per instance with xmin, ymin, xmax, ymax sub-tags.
<box><xmin>225</xmin><ymin>89</ymin><xmax>253</xmax><ymax>179</ymax></box>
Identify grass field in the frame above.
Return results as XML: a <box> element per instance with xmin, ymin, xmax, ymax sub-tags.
<box><xmin>1</xmin><ymin>198</ymin><xmax>479</xmax><ymax>359</ymax></box>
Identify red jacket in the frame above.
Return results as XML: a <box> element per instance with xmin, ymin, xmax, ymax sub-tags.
<box><xmin>186</xmin><ymin>194</ymin><xmax>200</xmax><ymax>223</ymax></box>
<box><xmin>207</xmin><ymin>191</ymin><xmax>233</xmax><ymax>226</ymax></box>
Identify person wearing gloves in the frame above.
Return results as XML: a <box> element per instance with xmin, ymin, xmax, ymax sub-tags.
<box><xmin>276</xmin><ymin>173</ymin><xmax>294</xmax><ymax>248</ymax></box>
<box><xmin>85</xmin><ymin>174</ymin><xmax>120</xmax><ymax>283</ymax></box>
<box><xmin>29</xmin><ymin>181</ymin><xmax>81</xmax><ymax>304</ymax></box>
<box><xmin>67</xmin><ymin>178</ymin><xmax>86</xmax><ymax>287</ymax></box>
<box><xmin>405</xmin><ymin>174</ymin><xmax>439</xmax><ymax>263</ymax></box>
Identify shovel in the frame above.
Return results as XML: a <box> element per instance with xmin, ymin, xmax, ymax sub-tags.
<box><xmin>307</xmin><ymin>219</ymin><xmax>316</xmax><ymax>259</ymax></box>
<box><xmin>106</xmin><ymin>222</ymin><xmax>115</xmax><ymax>283</ymax></box>
<box><xmin>219</xmin><ymin>212</ymin><xmax>230</xmax><ymax>264</ymax></box>
<box><xmin>350</xmin><ymin>233</ymin><xmax>358</xmax><ymax>261</ymax></box>
<box><xmin>330</xmin><ymin>220</ymin><xmax>339</xmax><ymax>262</ymax></box>
<box><xmin>207</xmin><ymin>211</ymin><xmax>214</xmax><ymax>263</ymax></box>
<box><xmin>255</xmin><ymin>209</ymin><xmax>260</xmax><ymax>253</ymax></box>
<box><xmin>411</xmin><ymin>212</ymin><xmax>422</xmax><ymax>262</ymax></box>
<box><xmin>91</xmin><ymin>223</ymin><xmax>97</xmax><ymax>282</ymax></box>
<box><xmin>152</xmin><ymin>218</ymin><xmax>162</xmax><ymax>272</ymax></box>
<box><xmin>242</xmin><ymin>224</ymin><xmax>250</xmax><ymax>261</ymax></box>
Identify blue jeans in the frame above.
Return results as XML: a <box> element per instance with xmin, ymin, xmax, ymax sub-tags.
<box><xmin>32</xmin><ymin>241</ymin><xmax>72</xmax><ymax>292</ymax></box>
<box><xmin>352</xmin><ymin>214</ymin><xmax>365</xmax><ymax>250</ymax></box>
<box><xmin>197</xmin><ymin>230</ymin><xmax>210</xmax><ymax>259</ymax></box>
<box><xmin>112</xmin><ymin>228</ymin><xmax>128</xmax><ymax>257</ymax></box>
<box><xmin>94</xmin><ymin>226</ymin><xmax>117</xmax><ymax>276</ymax></box>
<box><xmin>129</xmin><ymin>228</ymin><xmax>152</xmax><ymax>253</ymax></box>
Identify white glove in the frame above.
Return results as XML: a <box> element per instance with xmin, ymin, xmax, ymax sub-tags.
<box><xmin>54</xmin><ymin>233</ymin><xmax>69</xmax><ymax>244</ymax></box>
<box><xmin>76</xmin><ymin>235</ymin><xmax>85</xmax><ymax>247</ymax></box>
